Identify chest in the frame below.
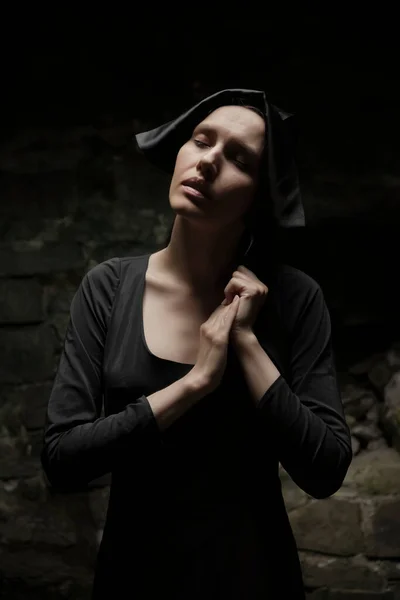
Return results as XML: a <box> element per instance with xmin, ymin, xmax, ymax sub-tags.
<box><xmin>142</xmin><ymin>276</ymin><xmax>224</xmax><ymax>365</ymax></box>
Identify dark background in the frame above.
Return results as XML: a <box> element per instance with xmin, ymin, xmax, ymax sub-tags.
<box><xmin>0</xmin><ymin>11</ymin><xmax>399</xmax><ymax>599</ymax></box>
<box><xmin>2</xmin><ymin>12</ymin><xmax>398</xmax><ymax>372</ymax></box>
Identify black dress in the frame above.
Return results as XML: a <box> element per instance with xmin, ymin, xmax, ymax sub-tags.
<box><xmin>41</xmin><ymin>253</ymin><xmax>352</xmax><ymax>599</ymax></box>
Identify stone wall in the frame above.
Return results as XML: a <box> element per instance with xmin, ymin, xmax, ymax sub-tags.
<box><xmin>287</xmin><ymin>346</ymin><xmax>400</xmax><ymax>598</ymax></box>
<box><xmin>1</xmin><ymin>121</ymin><xmax>400</xmax><ymax>598</ymax></box>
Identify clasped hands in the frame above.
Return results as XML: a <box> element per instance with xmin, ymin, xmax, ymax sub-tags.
<box><xmin>221</xmin><ymin>265</ymin><xmax>268</xmax><ymax>343</ymax></box>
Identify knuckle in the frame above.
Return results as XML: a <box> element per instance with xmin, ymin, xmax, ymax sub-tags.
<box><xmin>204</xmin><ymin>328</ymin><xmax>218</xmax><ymax>342</ymax></box>
<box><xmin>213</xmin><ymin>335</ymin><xmax>226</xmax><ymax>347</ymax></box>
<box><xmin>207</xmin><ymin>329</ymin><xmax>224</xmax><ymax>344</ymax></box>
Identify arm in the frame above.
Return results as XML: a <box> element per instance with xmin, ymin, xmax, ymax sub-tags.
<box><xmin>41</xmin><ymin>259</ymin><xmax>207</xmax><ymax>492</ymax></box>
<box><xmin>233</xmin><ymin>285</ymin><xmax>352</xmax><ymax>499</ymax></box>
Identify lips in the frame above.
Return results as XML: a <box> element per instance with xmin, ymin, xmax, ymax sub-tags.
<box><xmin>181</xmin><ymin>178</ymin><xmax>211</xmax><ymax>200</ymax></box>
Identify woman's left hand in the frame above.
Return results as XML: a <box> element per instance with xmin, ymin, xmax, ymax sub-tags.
<box><xmin>222</xmin><ymin>265</ymin><xmax>268</xmax><ymax>339</ymax></box>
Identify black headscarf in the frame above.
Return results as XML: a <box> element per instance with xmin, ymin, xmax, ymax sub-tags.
<box><xmin>134</xmin><ymin>88</ymin><xmax>305</xmax><ymax>271</ymax></box>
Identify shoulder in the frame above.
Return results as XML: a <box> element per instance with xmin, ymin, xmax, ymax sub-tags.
<box><xmin>81</xmin><ymin>253</ymin><xmax>151</xmax><ymax>302</ymax></box>
<box><xmin>72</xmin><ymin>254</ymin><xmax>148</xmax><ymax>325</ymax></box>
<box><xmin>268</xmin><ymin>264</ymin><xmax>327</xmax><ymax>330</ymax></box>
<box><xmin>85</xmin><ymin>253</ymin><xmax>149</xmax><ymax>287</ymax></box>
<box><xmin>274</xmin><ymin>264</ymin><xmax>322</xmax><ymax>300</ymax></box>
<box><xmin>84</xmin><ymin>256</ymin><xmax>121</xmax><ymax>295</ymax></box>
<box><xmin>70</xmin><ymin>258</ymin><xmax>121</xmax><ymax>320</ymax></box>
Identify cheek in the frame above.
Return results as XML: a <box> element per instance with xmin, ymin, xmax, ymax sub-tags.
<box><xmin>172</xmin><ymin>145</ymin><xmax>194</xmax><ymax>178</ymax></box>
<box><xmin>216</xmin><ymin>174</ymin><xmax>256</xmax><ymax>219</ymax></box>
<box><xmin>222</xmin><ymin>173</ymin><xmax>256</xmax><ymax>202</ymax></box>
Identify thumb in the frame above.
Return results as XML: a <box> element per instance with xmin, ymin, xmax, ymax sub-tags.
<box><xmin>222</xmin><ymin>293</ymin><xmax>237</xmax><ymax>306</ymax></box>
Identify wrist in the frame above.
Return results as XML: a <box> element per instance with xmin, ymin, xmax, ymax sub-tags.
<box><xmin>231</xmin><ymin>328</ymin><xmax>257</xmax><ymax>348</ymax></box>
<box><xmin>184</xmin><ymin>369</ymin><xmax>212</xmax><ymax>396</ymax></box>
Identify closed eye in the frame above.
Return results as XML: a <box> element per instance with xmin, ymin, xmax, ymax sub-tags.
<box><xmin>194</xmin><ymin>139</ymin><xmax>209</xmax><ymax>148</ymax></box>
<box><xmin>234</xmin><ymin>158</ymin><xmax>248</xmax><ymax>169</ymax></box>
<box><xmin>194</xmin><ymin>138</ymin><xmax>250</xmax><ymax>171</ymax></box>
<box><xmin>229</xmin><ymin>154</ymin><xmax>249</xmax><ymax>170</ymax></box>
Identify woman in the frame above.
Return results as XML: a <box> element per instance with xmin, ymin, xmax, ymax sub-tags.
<box><xmin>41</xmin><ymin>88</ymin><xmax>352</xmax><ymax>598</ymax></box>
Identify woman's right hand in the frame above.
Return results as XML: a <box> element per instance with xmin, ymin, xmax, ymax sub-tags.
<box><xmin>190</xmin><ymin>295</ymin><xmax>240</xmax><ymax>393</ymax></box>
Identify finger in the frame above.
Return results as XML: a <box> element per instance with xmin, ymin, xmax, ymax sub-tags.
<box><xmin>230</xmin><ymin>294</ymin><xmax>240</xmax><ymax>311</ymax></box>
<box><xmin>223</xmin><ymin>277</ymin><xmax>244</xmax><ymax>303</ymax></box>
<box><xmin>237</xmin><ymin>265</ymin><xmax>256</xmax><ymax>277</ymax></box>
<box><xmin>236</xmin><ymin>266</ymin><xmax>263</xmax><ymax>285</ymax></box>
<box><xmin>232</xmin><ymin>270</ymin><xmax>248</xmax><ymax>280</ymax></box>
<box><xmin>220</xmin><ymin>295</ymin><xmax>240</xmax><ymax>327</ymax></box>
<box><xmin>206</xmin><ymin>302</ymin><xmax>229</xmax><ymax>329</ymax></box>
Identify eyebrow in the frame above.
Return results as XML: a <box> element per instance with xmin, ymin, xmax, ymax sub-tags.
<box><xmin>193</xmin><ymin>124</ymin><xmax>260</xmax><ymax>161</ymax></box>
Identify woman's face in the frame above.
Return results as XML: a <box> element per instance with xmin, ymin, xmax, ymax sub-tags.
<box><xmin>169</xmin><ymin>105</ymin><xmax>265</xmax><ymax>230</ymax></box>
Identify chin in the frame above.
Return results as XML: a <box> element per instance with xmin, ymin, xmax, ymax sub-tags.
<box><xmin>170</xmin><ymin>192</ymin><xmax>205</xmax><ymax>215</ymax></box>
<box><xmin>173</xmin><ymin>208</ymin><xmax>207</xmax><ymax>223</ymax></box>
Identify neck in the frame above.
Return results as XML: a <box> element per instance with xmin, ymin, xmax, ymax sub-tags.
<box><xmin>159</xmin><ymin>217</ymin><xmax>247</xmax><ymax>294</ymax></box>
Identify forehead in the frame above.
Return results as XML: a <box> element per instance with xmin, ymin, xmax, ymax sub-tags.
<box><xmin>196</xmin><ymin>105</ymin><xmax>265</xmax><ymax>149</ymax></box>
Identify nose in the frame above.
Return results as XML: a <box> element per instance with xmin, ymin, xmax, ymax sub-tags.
<box><xmin>197</xmin><ymin>147</ymin><xmax>218</xmax><ymax>181</ymax></box>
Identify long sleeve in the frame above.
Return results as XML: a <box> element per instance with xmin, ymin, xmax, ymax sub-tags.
<box><xmin>256</xmin><ymin>280</ymin><xmax>352</xmax><ymax>499</ymax></box>
<box><xmin>41</xmin><ymin>257</ymin><xmax>161</xmax><ymax>491</ymax></box>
